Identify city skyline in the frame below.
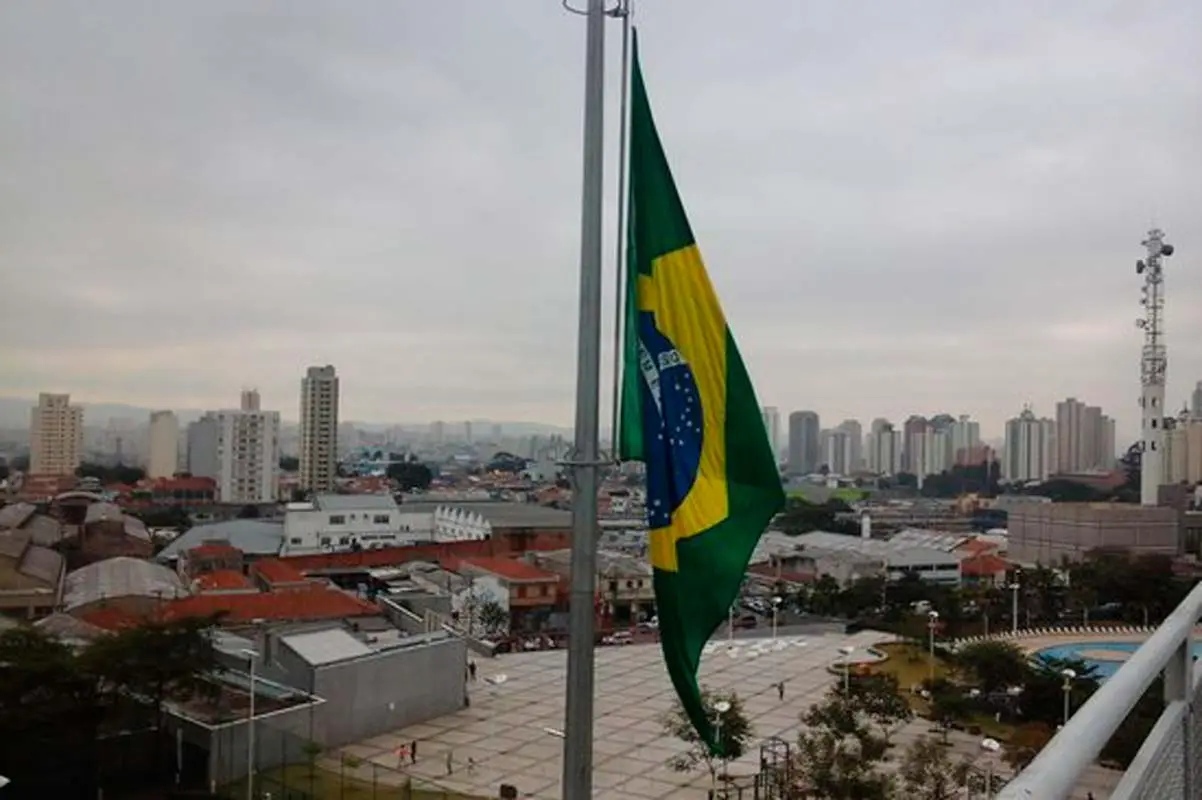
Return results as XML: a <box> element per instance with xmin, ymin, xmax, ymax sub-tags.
<box><xmin>0</xmin><ymin>2</ymin><xmax>1199</xmax><ymax>433</ymax></box>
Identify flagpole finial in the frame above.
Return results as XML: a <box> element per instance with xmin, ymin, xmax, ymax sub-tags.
<box><xmin>560</xmin><ymin>0</ymin><xmax>627</xmax><ymax>17</ymax></box>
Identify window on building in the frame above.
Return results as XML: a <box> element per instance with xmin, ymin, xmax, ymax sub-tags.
<box><xmin>373</xmin><ymin>514</ymin><xmax>390</xmax><ymax>524</ymax></box>
<box><xmin>329</xmin><ymin>515</ymin><xmax>346</xmax><ymax>525</ymax></box>
<box><xmin>320</xmin><ymin>536</ymin><xmax>331</xmax><ymax>545</ymax></box>
<box><xmin>289</xmin><ymin>537</ymin><xmax>302</xmax><ymax>545</ymax></box>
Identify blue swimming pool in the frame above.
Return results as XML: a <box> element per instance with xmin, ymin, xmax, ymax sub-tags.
<box><xmin>1036</xmin><ymin>641</ymin><xmax>1202</xmax><ymax>679</ymax></box>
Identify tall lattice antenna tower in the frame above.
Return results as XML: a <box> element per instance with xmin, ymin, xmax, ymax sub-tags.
<box><xmin>1135</xmin><ymin>228</ymin><xmax>1175</xmax><ymax>506</ymax></box>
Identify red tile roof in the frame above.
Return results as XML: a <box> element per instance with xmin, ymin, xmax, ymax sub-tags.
<box><xmin>252</xmin><ymin>558</ymin><xmax>309</xmax><ymax>586</ymax></box>
<box><xmin>193</xmin><ymin>570</ymin><xmax>254</xmax><ymax>592</ymax></box>
<box><xmin>458</xmin><ymin>557</ymin><xmax>559</xmax><ymax>583</ymax></box>
<box><xmin>161</xmin><ymin>586</ymin><xmax>379</xmax><ymax>625</ymax></box>
<box><xmin>188</xmin><ymin>543</ymin><xmax>242</xmax><ymax>559</ymax></box>
<box><xmin>748</xmin><ymin>562</ymin><xmax>816</xmax><ymax>584</ymax></box>
<box><xmin>78</xmin><ymin>606</ymin><xmax>144</xmax><ymax>631</ymax></box>
<box><xmin>954</xmin><ymin>538</ymin><xmax>999</xmax><ymax>557</ymax></box>
<box><xmin>149</xmin><ymin>476</ymin><xmax>217</xmax><ymax>492</ymax></box>
<box><xmin>960</xmin><ymin>553</ymin><xmax>1010</xmax><ymax>578</ymax></box>
<box><xmin>277</xmin><ymin>535</ymin><xmax>569</xmax><ymax>573</ymax></box>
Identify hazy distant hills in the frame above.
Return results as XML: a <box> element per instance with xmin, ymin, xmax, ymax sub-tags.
<box><xmin>0</xmin><ymin>396</ymin><xmax>570</xmax><ymax>437</ymax></box>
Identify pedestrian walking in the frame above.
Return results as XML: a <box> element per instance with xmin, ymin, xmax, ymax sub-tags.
<box><xmin>777</xmin><ymin>681</ymin><xmax>785</xmax><ymax>701</ymax></box>
<box><xmin>445</xmin><ymin>750</ymin><xmax>453</xmax><ymax>776</ymax></box>
<box><xmin>410</xmin><ymin>740</ymin><xmax>418</xmax><ymax>764</ymax></box>
<box><xmin>467</xmin><ymin>757</ymin><xmax>476</xmax><ymax>774</ymax></box>
<box><xmin>396</xmin><ymin>744</ymin><xmax>408</xmax><ymax>767</ymax></box>
<box><xmin>468</xmin><ymin>660</ymin><xmax>477</xmax><ymax>681</ymax></box>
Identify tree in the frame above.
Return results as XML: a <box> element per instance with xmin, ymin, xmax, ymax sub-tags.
<box><xmin>1004</xmin><ymin>722</ymin><xmax>1053</xmax><ymax>772</ymax></box>
<box><xmin>847</xmin><ymin>673</ymin><xmax>913</xmax><ymax>745</ymax></box>
<box><xmin>898</xmin><ymin>737</ymin><xmax>971</xmax><ymax>800</ymax></box>
<box><xmin>925</xmin><ymin>678</ymin><xmax>971</xmax><ymax>745</ymax></box>
<box><xmin>955</xmin><ymin>640</ymin><xmax>1028</xmax><ymax>694</ymax></box>
<box><xmin>387</xmin><ymin>460</ymin><xmax>433</xmax><ymax>491</ymax></box>
<box><xmin>76</xmin><ymin>461</ymin><xmax>146</xmax><ymax>485</ymax></box>
<box><xmin>660</xmin><ymin>688</ymin><xmax>753</xmax><ymax>786</ymax></box>
<box><xmin>476</xmin><ymin>600</ymin><xmax>509</xmax><ymax>636</ymax></box>
<box><xmin>791</xmin><ymin>690</ymin><xmax>894</xmax><ymax>799</ymax></box>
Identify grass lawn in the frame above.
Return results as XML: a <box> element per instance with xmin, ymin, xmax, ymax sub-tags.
<box><xmin>868</xmin><ymin>641</ymin><xmax>1017</xmax><ymax>742</ymax></box>
<box><xmin>225</xmin><ymin>764</ymin><xmax>484</xmax><ymax>800</ymax></box>
<box><xmin>868</xmin><ymin>641</ymin><xmax>954</xmax><ymax>691</ymax></box>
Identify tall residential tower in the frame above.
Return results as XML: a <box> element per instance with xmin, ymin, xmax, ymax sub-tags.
<box><xmin>299</xmin><ymin>365</ymin><xmax>340</xmax><ymax>493</ymax></box>
<box><xmin>29</xmin><ymin>393</ymin><xmax>83</xmax><ymax>476</ymax></box>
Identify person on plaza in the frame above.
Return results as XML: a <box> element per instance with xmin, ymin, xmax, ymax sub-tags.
<box><xmin>396</xmin><ymin>744</ymin><xmax>408</xmax><ymax>768</ymax></box>
<box><xmin>777</xmin><ymin>681</ymin><xmax>785</xmax><ymax>701</ymax></box>
<box><xmin>468</xmin><ymin>660</ymin><xmax>478</xmax><ymax>681</ymax></box>
<box><xmin>445</xmin><ymin>750</ymin><xmax>453</xmax><ymax>776</ymax></box>
<box><xmin>410</xmin><ymin>740</ymin><xmax>418</xmax><ymax>764</ymax></box>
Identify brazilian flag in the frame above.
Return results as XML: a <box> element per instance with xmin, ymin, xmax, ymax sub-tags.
<box><xmin>618</xmin><ymin>35</ymin><xmax>785</xmax><ymax>754</ymax></box>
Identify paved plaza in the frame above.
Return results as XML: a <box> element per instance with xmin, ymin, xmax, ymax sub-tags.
<box><xmin>329</xmin><ymin>629</ymin><xmax>1124</xmax><ymax>799</ymax></box>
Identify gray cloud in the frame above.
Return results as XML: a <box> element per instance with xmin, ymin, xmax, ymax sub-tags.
<box><xmin>0</xmin><ymin>0</ymin><xmax>1198</xmax><ymax>441</ymax></box>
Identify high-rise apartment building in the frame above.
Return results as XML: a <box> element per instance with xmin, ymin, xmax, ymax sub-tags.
<box><xmin>761</xmin><ymin>407</ymin><xmax>781</xmax><ymax>460</ymax></box>
<box><xmin>837</xmin><ymin>419</ymin><xmax>863</xmax><ymax>472</ymax></box>
<box><xmin>787</xmin><ymin>411</ymin><xmax>820</xmax><ymax>475</ymax></box>
<box><xmin>908</xmin><ymin>428</ymin><xmax>951</xmax><ymax>481</ymax></box>
<box><xmin>1055</xmin><ymin>397</ymin><xmax>1115</xmax><ymax>473</ymax></box>
<box><xmin>146</xmin><ymin>410</ymin><xmax>179</xmax><ymax>479</ymax></box>
<box><xmin>298</xmin><ymin>365</ymin><xmax>339</xmax><ymax>493</ymax></box>
<box><xmin>29</xmin><ymin>393</ymin><xmax>84</xmax><ymax>476</ymax></box>
<box><xmin>1165</xmin><ymin>414</ymin><xmax>1202</xmax><ymax>486</ymax></box>
<box><xmin>1191</xmin><ymin>381</ymin><xmax>1202</xmax><ymax>419</ymax></box>
<box><xmin>189</xmin><ymin>391</ymin><xmax>280</xmax><ymax>504</ymax></box>
<box><xmin>901</xmin><ymin>415</ymin><xmax>929</xmax><ymax>472</ymax></box>
<box><xmin>949</xmin><ymin>415</ymin><xmax>981</xmax><ymax>465</ymax></box>
<box><xmin>1004</xmin><ymin>407</ymin><xmax>1056</xmax><ymax>483</ymax></box>
<box><xmin>866</xmin><ymin>418</ymin><xmax>902</xmax><ymax>475</ymax></box>
<box><xmin>824</xmin><ymin>428</ymin><xmax>853</xmax><ymax>475</ymax></box>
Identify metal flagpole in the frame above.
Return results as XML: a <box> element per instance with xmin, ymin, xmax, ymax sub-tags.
<box><xmin>561</xmin><ymin>0</ymin><xmax>606</xmax><ymax>797</ymax></box>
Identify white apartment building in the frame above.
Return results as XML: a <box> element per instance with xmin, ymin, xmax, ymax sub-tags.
<box><xmin>189</xmin><ymin>391</ymin><xmax>280</xmax><ymax>504</ymax></box>
<box><xmin>1165</xmin><ymin>416</ymin><xmax>1202</xmax><ymax>486</ymax></box>
<box><xmin>907</xmin><ymin>428</ymin><xmax>951</xmax><ymax>481</ymax></box>
<box><xmin>824</xmin><ymin>428</ymin><xmax>853</xmax><ymax>475</ymax></box>
<box><xmin>1004</xmin><ymin>407</ymin><xmax>1056</xmax><ymax>483</ymax></box>
<box><xmin>1055</xmin><ymin>397</ymin><xmax>1116</xmax><ymax>473</ymax></box>
<box><xmin>146</xmin><ymin>410</ymin><xmax>179</xmax><ymax>479</ymax></box>
<box><xmin>866</xmin><ymin>419</ymin><xmax>902</xmax><ymax>476</ymax></box>
<box><xmin>299</xmin><ymin>365</ymin><xmax>340</xmax><ymax>493</ymax></box>
<box><xmin>949</xmin><ymin>416</ymin><xmax>981</xmax><ymax>464</ymax></box>
<box><xmin>838</xmin><ymin>419</ymin><xmax>863</xmax><ymax>471</ymax></box>
<box><xmin>29</xmin><ymin>392</ymin><xmax>84</xmax><ymax>476</ymax></box>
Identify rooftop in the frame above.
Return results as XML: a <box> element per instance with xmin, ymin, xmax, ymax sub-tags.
<box><xmin>960</xmin><ymin>553</ymin><xmax>1011</xmax><ymax>577</ymax></box>
<box><xmin>252</xmin><ymin>558</ymin><xmax>309</xmax><ymax>586</ymax></box>
<box><xmin>887</xmin><ymin>528</ymin><xmax>972</xmax><ymax>552</ymax></box>
<box><xmin>192</xmin><ymin>570</ymin><xmax>255</xmax><ymax>592</ymax></box>
<box><xmin>279</xmin><ymin>627</ymin><xmax>374</xmax><ymax>665</ymax></box>
<box><xmin>757</xmin><ymin>530</ymin><xmax>962</xmax><ymax>565</ymax></box>
<box><xmin>156</xmin><ymin>519</ymin><xmax>284</xmax><ymax>561</ymax></box>
<box><xmin>0</xmin><ymin>502</ymin><xmax>37</xmax><ymax>529</ymax></box>
<box><xmin>63</xmin><ymin>557</ymin><xmax>185</xmax><ymax>610</ymax></box>
<box><xmin>84</xmin><ymin>502</ymin><xmax>125</xmax><ymax>524</ymax></box>
<box><xmin>313</xmin><ymin>493</ymin><xmax>399</xmax><ymax>512</ymax></box>
<box><xmin>459</xmin><ymin>557</ymin><xmax>560</xmax><ymax>583</ymax></box>
<box><xmin>401</xmin><ymin>501</ymin><xmax>573</xmax><ymax>530</ymax></box>
<box><xmin>161</xmin><ymin>585</ymin><xmax>380</xmax><ymax>626</ymax></box>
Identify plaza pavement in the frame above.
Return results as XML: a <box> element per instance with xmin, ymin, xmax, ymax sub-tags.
<box><xmin>329</xmin><ymin>630</ymin><xmax>1123</xmax><ymax>799</ymax></box>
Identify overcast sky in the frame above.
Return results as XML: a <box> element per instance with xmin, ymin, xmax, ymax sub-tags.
<box><xmin>1</xmin><ymin>1</ymin><xmax>1198</xmax><ymax>440</ymax></box>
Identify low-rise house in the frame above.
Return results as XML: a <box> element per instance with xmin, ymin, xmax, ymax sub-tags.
<box><xmin>455</xmin><ymin>556</ymin><xmax>560</xmax><ymax>633</ymax></box>
<box><xmin>78</xmin><ymin>502</ymin><xmax>154</xmax><ymax>563</ymax></box>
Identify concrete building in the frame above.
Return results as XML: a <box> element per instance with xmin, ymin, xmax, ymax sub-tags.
<box><xmin>1007</xmin><ymin>503</ymin><xmax>1181</xmax><ymax>564</ymax></box>
<box><xmin>909</xmin><ymin>427</ymin><xmax>951</xmax><ymax>482</ymax></box>
<box><xmin>824</xmin><ymin>427</ymin><xmax>853</xmax><ymax>476</ymax></box>
<box><xmin>189</xmin><ymin>391</ymin><xmax>280</xmax><ymax>504</ymax></box>
<box><xmin>901</xmin><ymin>415</ymin><xmax>929</xmax><ymax>473</ymax></box>
<box><xmin>282</xmin><ymin>494</ymin><xmax>416</xmax><ymax>555</ymax></box>
<box><xmin>1165</xmin><ymin>415</ymin><xmax>1202</xmax><ymax>486</ymax></box>
<box><xmin>866</xmin><ymin>419</ymin><xmax>902</xmax><ymax>476</ymax></box>
<box><xmin>1055</xmin><ymin>397</ymin><xmax>1116</xmax><ymax>473</ymax></box>
<box><xmin>147</xmin><ymin>410</ymin><xmax>179</xmax><ymax>479</ymax></box>
<box><xmin>950</xmin><ymin>416</ymin><xmax>981</xmax><ymax>465</ymax></box>
<box><xmin>1192</xmin><ymin>380</ymin><xmax>1202</xmax><ymax>419</ymax></box>
<box><xmin>754</xmin><ymin>530</ymin><xmax>962</xmax><ymax>586</ymax></box>
<box><xmin>298</xmin><ymin>365</ymin><xmax>340</xmax><ymax>494</ymax></box>
<box><xmin>456</xmin><ymin>556</ymin><xmax>561</xmax><ymax>632</ymax></box>
<box><xmin>0</xmin><ymin>531</ymin><xmax>66</xmax><ymax>618</ymax></box>
<box><xmin>29</xmin><ymin>392</ymin><xmax>83</xmax><ymax>476</ymax></box>
<box><xmin>787</xmin><ymin>410</ymin><xmax>821</xmax><ymax>475</ymax></box>
<box><xmin>1004</xmin><ymin>407</ymin><xmax>1056</xmax><ymax>484</ymax></box>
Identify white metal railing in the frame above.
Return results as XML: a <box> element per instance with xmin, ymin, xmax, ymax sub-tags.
<box><xmin>997</xmin><ymin>580</ymin><xmax>1202</xmax><ymax>800</ymax></box>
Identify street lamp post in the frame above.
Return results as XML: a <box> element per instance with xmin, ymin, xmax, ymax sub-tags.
<box><xmin>979</xmin><ymin>737</ymin><xmax>1001</xmax><ymax>799</ymax></box>
<box><xmin>1009</xmin><ymin>582</ymin><xmax>1020</xmax><ymax>635</ymax></box>
<box><xmin>837</xmin><ymin>645</ymin><xmax>854</xmax><ymax>695</ymax></box>
<box><xmin>727</xmin><ymin>602</ymin><xmax>735</xmax><ymax>647</ymax></box>
<box><xmin>771</xmin><ymin>596</ymin><xmax>782</xmax><ymax>642</ymax></box>
<box><xmin>712</xmin><ymin>699</ymin><xmax>732</xmax><ymax>793</ymax></box>
<box><xmin>239</xmin><ymin>648</ymin><xmax>260</xmax><ymax>800</ymax></box>
<box><xmin>1061</xmin><ymin>668</ymin><xmax>1076</xmax><ymax>727</ymax></box>
<box><xmin>927</xmin><ymin>610</ymin><xmax>940</xmax><ymax>682</ymax></box>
